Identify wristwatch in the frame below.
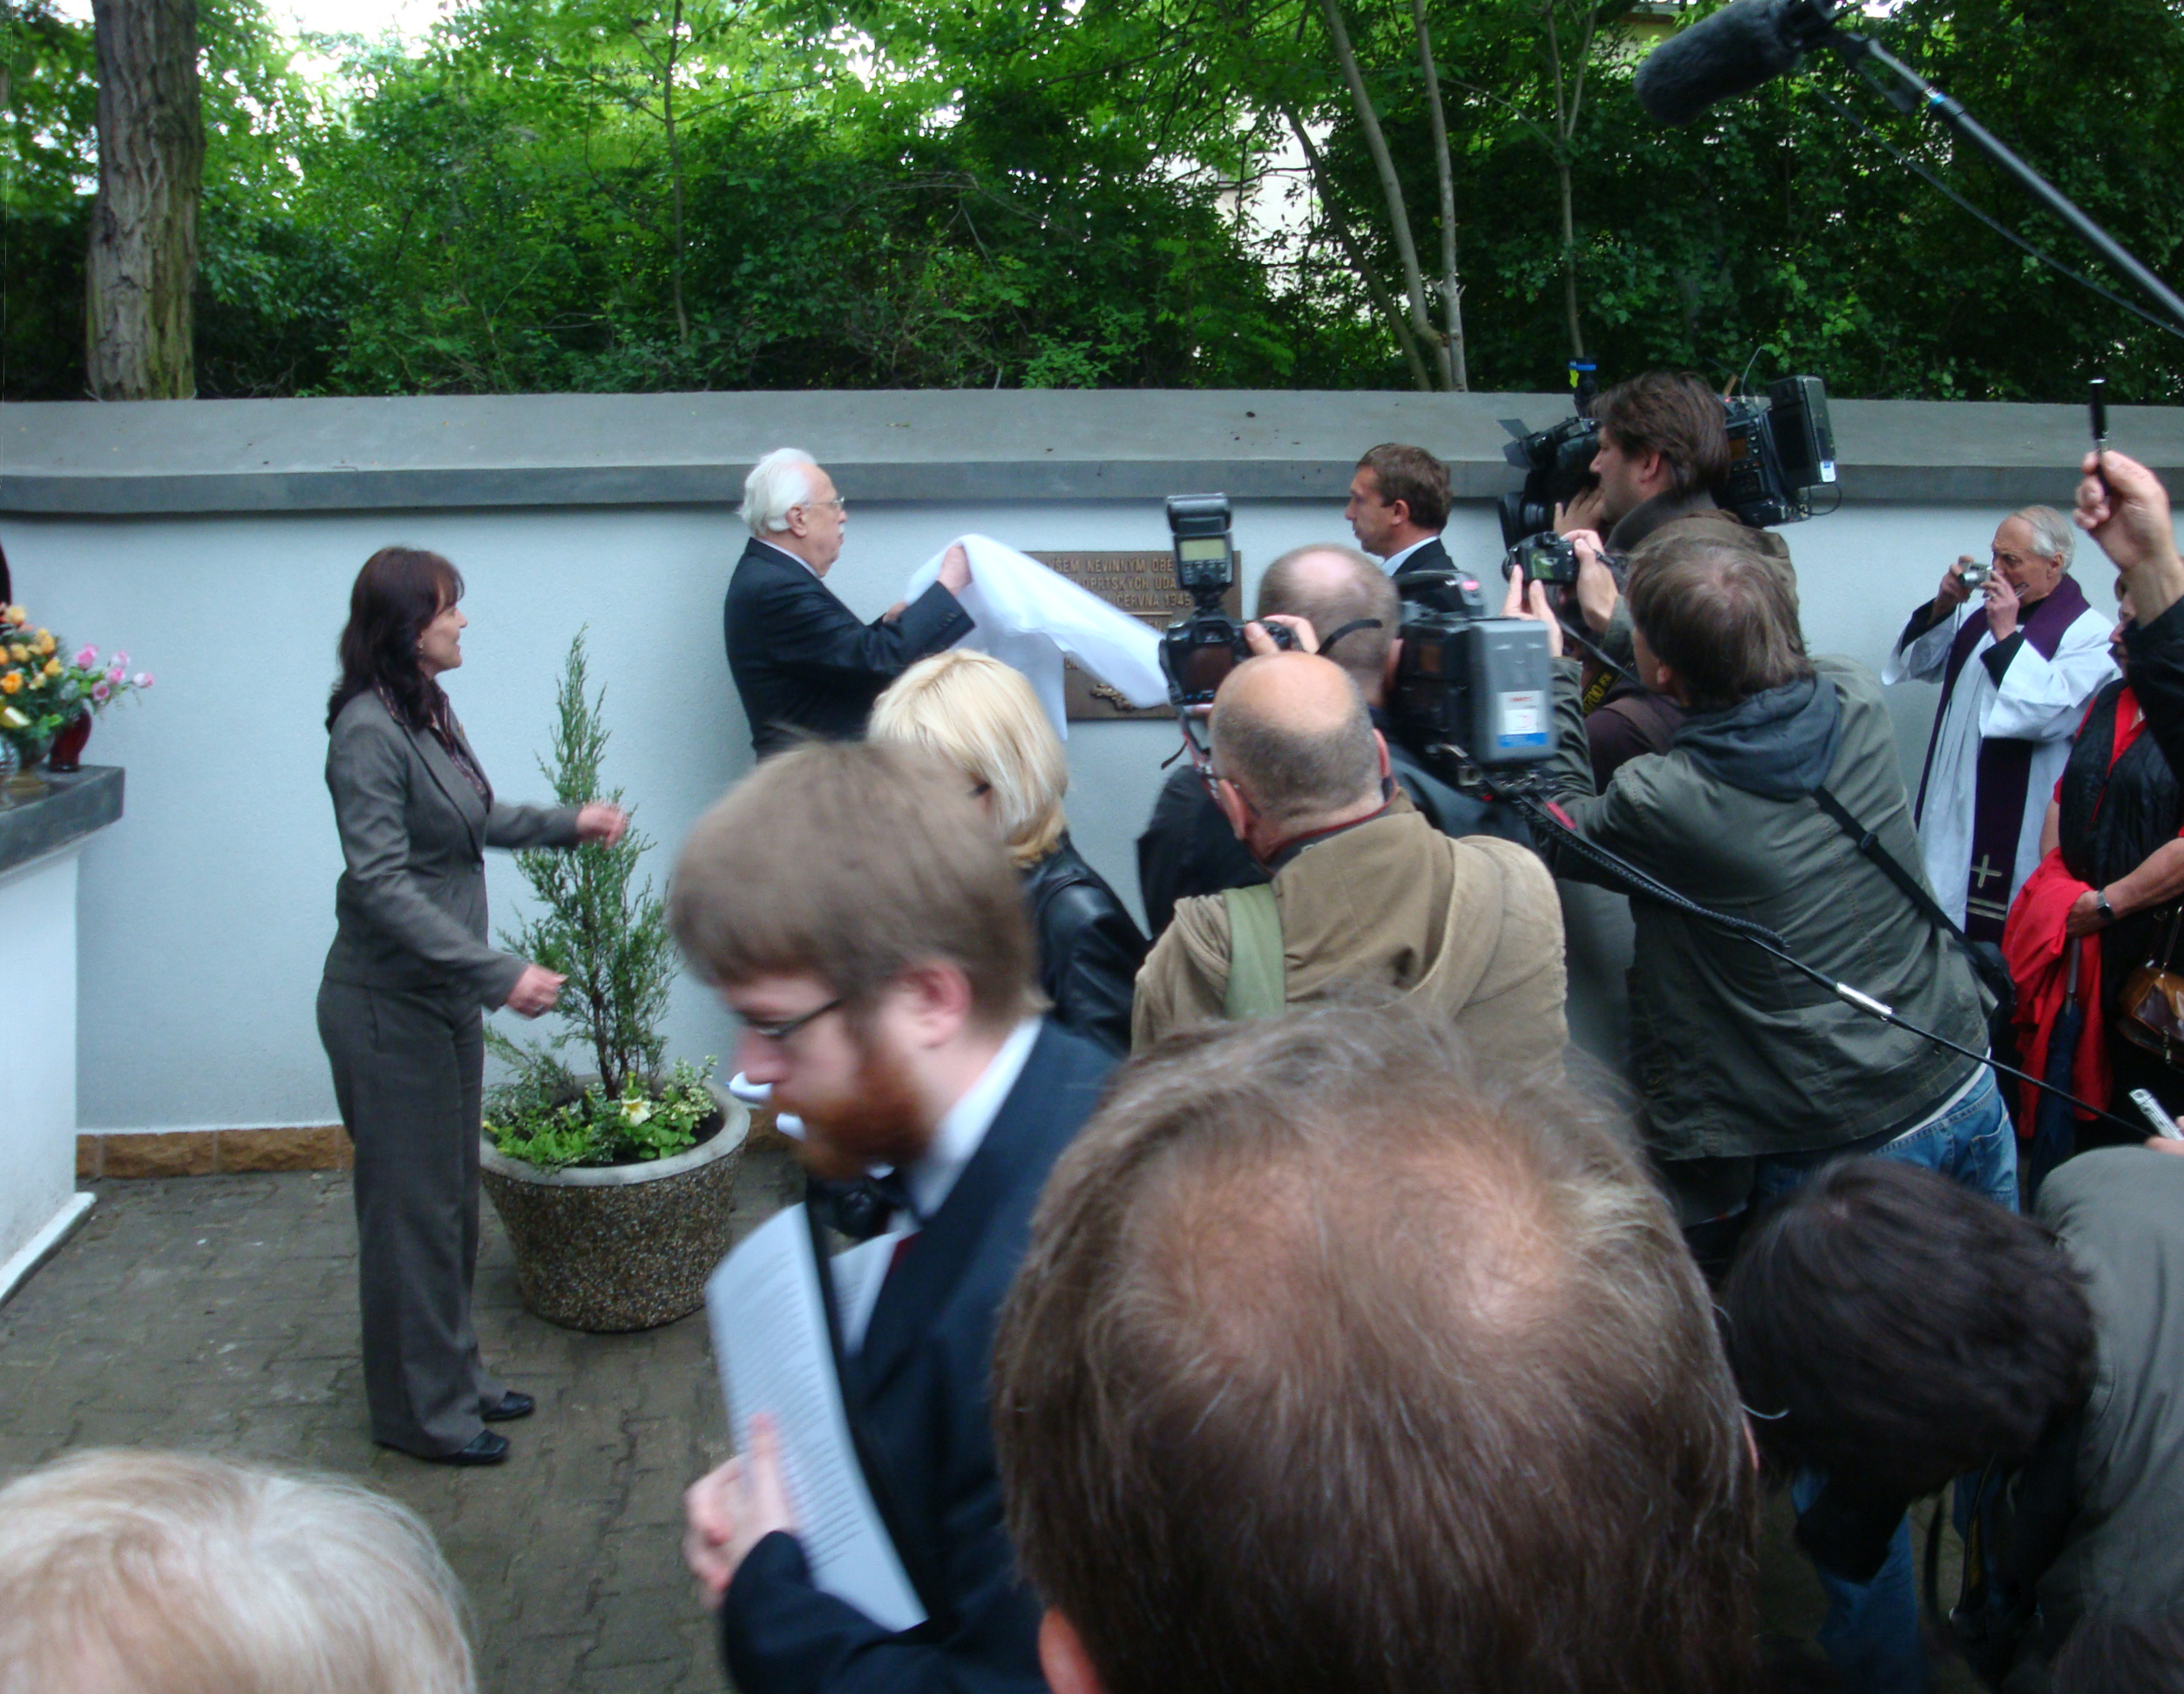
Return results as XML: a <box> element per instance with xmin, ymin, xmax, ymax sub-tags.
<box><xmin>2096</xmin><ymin>890</ymin><xmax>2117</xmax><ymax>925</ymax></box>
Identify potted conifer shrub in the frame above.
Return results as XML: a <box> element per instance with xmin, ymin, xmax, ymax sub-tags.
<box><xmin>479</xmin><ymin>633</ymin><xmax>747</xmax><ymax>1332</ymax></box>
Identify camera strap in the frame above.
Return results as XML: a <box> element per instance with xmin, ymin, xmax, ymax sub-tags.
<box><xmin>1809</xmin><ymin>784</ymin><xmax>2014</xmax><ymax>1010</ymax></box>
<box><xmin>1221</xmin><ymin>884</ymin><xmax>1287</xmax><ymax>1020</ymax></box>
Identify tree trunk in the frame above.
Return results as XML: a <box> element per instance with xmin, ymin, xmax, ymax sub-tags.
<box><xmin>1282</xmin><ymin>105</ymin><xmax>1435</xmax><ymax>392</ymax></box>
<box><xmin>86</xmin><ymin>0</ymin><xmax>202</xmax><ymax>400</ymax></box>
<box><xmin>664</xmin><ymin>0</ymin><xmax>688</xmax><ymax>345</ymax></box>
<box><xmin>1543</xmin><ymin>0</ymin><xmax>1588</xmax><ymax>361</ymax></box>
<box><xmin>1410</xmin><ymin>0</ymin><xmax>1468</xmax><ymax>390</ymax></box>
<box><xmin>1319</xmin><ymin>0</ymin><xmax>1451</xmax><ymax>388</ymax></box>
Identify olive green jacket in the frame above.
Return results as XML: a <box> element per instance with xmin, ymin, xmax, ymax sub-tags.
<box><xmin>1131</xmin><ymin>793</ymin><xmax>1569</xmax><ymax>1070</ymax></box>
<box><xmin>1537</xmin><ymin>654</ymin><xmax>1987</xmax><ymax>1162</ymax></box>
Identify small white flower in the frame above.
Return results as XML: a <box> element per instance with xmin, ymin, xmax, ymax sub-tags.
<box><xmin>620</xmin><ymin>1097</ymin><xmax>654</xmax><ymax>1125</ymax></box>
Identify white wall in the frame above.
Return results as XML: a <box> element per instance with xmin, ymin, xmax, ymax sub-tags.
<box><xmin>0</xmin><ymin>851</ymin><xmax>82</xmax><ymax>1256</ymax></box>
<box><xmin>0</xmin><ymin>496</ymin><xmax>2118</xmax><ymax>1133</ymax></box>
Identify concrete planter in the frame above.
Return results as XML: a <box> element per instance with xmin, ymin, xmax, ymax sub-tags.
<box><xmin>479</xmin><ymin>1094</ymin><xmax>750</xmax><ymax>1332</ymax></box>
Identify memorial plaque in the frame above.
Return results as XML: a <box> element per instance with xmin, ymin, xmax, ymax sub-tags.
<box><xmin>1030</xmin><ymin>551</ymin><xmax>1242</xmax><ymax>722</ymax></box>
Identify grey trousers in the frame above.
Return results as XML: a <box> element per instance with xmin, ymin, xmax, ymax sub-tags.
<box><xmin>317</xmin><ymin>978</ymin><xmax>505</xmax><ymax>1456</ymax></box>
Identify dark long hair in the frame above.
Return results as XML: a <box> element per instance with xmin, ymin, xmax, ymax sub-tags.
<box><xmin>327</xmin><ymin>547</ymin><xmax>465</xmax><ymax>732</ymax></box>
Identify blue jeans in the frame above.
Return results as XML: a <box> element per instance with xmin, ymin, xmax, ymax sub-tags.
<box><xmin>1752</xmin><ymin>1067</ymin><xmax>2019</xmax><ymax>1215</ymax></box>
<box><xmin>1758</xmin><ymin>1068</ymin><xmax>2018</xmax><ymax>1694</ymax></box>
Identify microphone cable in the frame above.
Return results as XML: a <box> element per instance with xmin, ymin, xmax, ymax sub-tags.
<box><xmin>1481</xmin><ymin>780</ymin><xmax>2154</xmax><ymax>1143</ymax></box>
<box><xmin>1809</xmin><ymin>87</ymin><xmax>2184</xmax><ymax>346</ymax></box>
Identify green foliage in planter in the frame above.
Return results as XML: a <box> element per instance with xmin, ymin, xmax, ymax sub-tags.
<box><xmin>486</xmin><ymin>629</ymin><xmax>705</xmax><ymax>1169</ymax></box>
<box><xmin>485</xmin><ymin>1057</ymin><xmax>717</xmax><ymax>1174</ymax></box>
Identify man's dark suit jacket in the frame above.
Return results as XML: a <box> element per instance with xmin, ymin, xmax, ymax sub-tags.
<box><xmin>1389</xmin><ymin>534</ymin><xmax>1494</xmax><ymax>617</ymax></box>
<box><xmin>719</xmin><ymin>1019</ymin><xmax>1116</xmax><ymax>1694</ymax></box>
<box><xmin>724</xmin><ymin>538</ymin><xmax>973</xmax><ymax>756</ymax></box>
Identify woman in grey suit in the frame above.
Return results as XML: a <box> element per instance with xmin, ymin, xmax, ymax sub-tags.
<box><xmin>317</xmin><ymin>547</ymin><xmax>625</xmax><ymax>1466</ymax></box>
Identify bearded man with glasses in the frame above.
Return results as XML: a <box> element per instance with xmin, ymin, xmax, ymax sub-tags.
<box><xmin>668</xmin><ymin>738</ymin><xmax>1115</xmax><ymax>1694</ymax></box>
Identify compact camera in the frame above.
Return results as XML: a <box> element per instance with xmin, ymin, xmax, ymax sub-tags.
<box><xmin>1957</xmin><ymin>559</ymin><xmax>1993</xmax><ymax>588</ymax></box>
<box><xmin>1157</xmin><ymin>493</ymin><xmax>1294</xmax><ymax>709</ymax></box>
<box><xmin>1508</xmin><ymin>532</ymin><xmax>1579</xmax><ymax>587</ymax></box>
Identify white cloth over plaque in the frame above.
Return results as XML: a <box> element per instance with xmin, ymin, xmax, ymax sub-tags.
<box><xmin>903</xmin><ymin>535</ymin><xmax>1166</xmax><ymax>736</ymax></box>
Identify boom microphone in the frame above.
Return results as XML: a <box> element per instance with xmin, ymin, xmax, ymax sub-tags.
<box><xmin>1633</xmin><ymin>0</ymin><xmax>1836</xmax><ymax>126</ymax></box>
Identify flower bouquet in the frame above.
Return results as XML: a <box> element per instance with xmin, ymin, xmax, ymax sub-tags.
<box><xmin>0</xmin><ymin>603</ymin><xmax>154</xmax><ymax>777</ymax></box>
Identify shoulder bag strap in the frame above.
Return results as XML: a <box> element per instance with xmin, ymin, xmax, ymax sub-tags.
<box><xmin>1811</xmin><ymin>783</ymin><xmax>2013</xmax><ymax>1006</ymax></box>
<box><xmin>1221</xmin><ymin>884</ymin><xmax>1287</xmax><ymax>1020</ymax></box>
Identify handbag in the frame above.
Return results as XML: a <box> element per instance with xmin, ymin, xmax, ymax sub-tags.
<box><xmin>2115</xmin><ymin>903</ymin><xmax>2184</xmax><ymax>1067</ymax></box>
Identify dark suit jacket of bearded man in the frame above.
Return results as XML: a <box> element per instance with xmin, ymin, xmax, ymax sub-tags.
<box><xmin>719</xmin><ymin>1018</ymin><xmax>1116</xmax><ymax>1694</ymax></box>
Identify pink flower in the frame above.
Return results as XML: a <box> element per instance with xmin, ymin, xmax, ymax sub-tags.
<box><xmin>73</xmin><ymin>645</ymin><xmax>98</xmax><ymax>667</ymax></box>
<box><xmin>132</xmin><ymin>672</ymin><xmax>152</xmax><ymax>688</ymax></box>
<box><xmin>106</xmin><ymin>664</ymin><xmax>125</xmax><ymax>685</ymax></box>
<box><xmin>113</xmin><ymin>651</ymin><xmax>128</xmax><ymax>668</ymax></box>
<box><xmin>92</xmin><ymin>681</ymin><xmax>112</xmax><ymax>703</ymax></box>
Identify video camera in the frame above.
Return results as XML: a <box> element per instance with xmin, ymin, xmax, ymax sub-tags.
<box><xmin>1496</xmin><ymin>373</ymin><xmax>1838</xmax><ymax>547</ymax></box>
<box><xmin>1157</xmin><ymin>494</ymin><xmax>1293</xmax><ymax>709</ymax></box>
<box><xmin>1386</xmin><ymin>573</ymin><xmax>1557</xmax><ymax>788</ymax></box>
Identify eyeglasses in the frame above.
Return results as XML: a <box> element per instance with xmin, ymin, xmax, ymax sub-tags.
<box><xmin>740</xmin><ymin>998</ymin><xmax>844</xmax><ymax>1044</ymax></box>
<box><xmin>797</xmin><ymin>497</ymin><xmax>847</xmax><ymax>517</ymax></box>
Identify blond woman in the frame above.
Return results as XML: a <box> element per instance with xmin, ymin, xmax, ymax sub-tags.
<box><xmin>872</xmin><ymin>651</ymin><xmax>1144</xmax><ymax>1053</ymax></box>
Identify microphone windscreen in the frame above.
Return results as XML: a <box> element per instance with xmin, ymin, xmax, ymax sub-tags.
<box><xmin>1634</xmin><ymin>0</ymin><xmax>1807</xmax><ymax>126</ymax></box>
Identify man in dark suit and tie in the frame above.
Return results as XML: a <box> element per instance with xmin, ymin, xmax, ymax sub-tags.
<box><xmin>726</xmin><ymin>447</ymin><xmax>976</xmax><ymax>757</ymax></box>
<box><xmin>1345</xmin><ymin>442</ymin><xmax>1489</xmax><ymax>616</ymax></box>
<box><xmin>669</xmin><ymin>738</ymin><xmax>1115</xmax><ymax>1694</ymax></box>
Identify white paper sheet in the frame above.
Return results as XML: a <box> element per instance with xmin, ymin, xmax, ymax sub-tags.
<box><xmin>903</xmin><ymin>534</ymin><xmax>1169</xmax><ymax>736</ymax></box>
<box><xmin>705</xmin><ymin>1206</ymin><xmax>926</xmax><ymax>1634</ymax></box>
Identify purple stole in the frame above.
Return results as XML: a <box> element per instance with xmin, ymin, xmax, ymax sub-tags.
<box><xmin>1913</xmin><ymin>574</ymin><xmax>2092</xmax><ymax>941</ymax></box>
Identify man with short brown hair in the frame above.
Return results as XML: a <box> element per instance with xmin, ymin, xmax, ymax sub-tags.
<box><xmin>1346</xmin><ymin>444</ymin><xmax>1484</xmax><ymax>613</ymax></box>
<box><xmin>994</xmin><ymin>1002</ymin><xmax>1764</xmax><ymax>1694</ymax></box>
<box><xmin>670</xmin><ymin>739</ymin><xmax>1114</xmax><ymax>1694</ymax></box>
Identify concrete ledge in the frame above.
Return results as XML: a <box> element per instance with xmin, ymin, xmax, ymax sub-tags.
<box><xmin>5</xmin><ymin>391</ymin><xmax>2181</xmax><ymax>515</ymax></box>
<box><xmin>0</xmin><ymin>765</ymin><xmax>124</xmax><ymax>878</ymax></box>
<box><xmin>0</xmin><ymin>1191</ymin><xmax>94</xmax><ymax>1309</ymax></box>
<box><xmin>77</xmin><ymin>1124</ymin><xmax>352</xmax><ymax>1180</ymax></box>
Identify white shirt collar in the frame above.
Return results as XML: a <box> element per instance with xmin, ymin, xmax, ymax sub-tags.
<box><xmin>903</xmin><ymin>1016</ymin><xmax>1043</xmax><ymax>1222</ymax></box>
<box><xmin>751</xmin><ymin>534</ymin><xmax>820</xmax><ymax>579</ymax></box>
<box><xmin>1379</xmin><ymin>535</ymin><xmax>1439</xmax><ymax>575</ymax></box>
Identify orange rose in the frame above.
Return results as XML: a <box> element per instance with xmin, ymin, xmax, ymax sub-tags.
<box><xmin>0</xmin><ymin>673</ymin><xmax>20</xmax><ymax>695</ymax></box>
<box><xmin>32</xmin><ymin>631</ymin><xmax>55</xmax><ymax>655</ymax></box>
<box><xmin>43</xmin><ymin>657</ymin><xmax>62</xmax><ymax>676</ymax></box>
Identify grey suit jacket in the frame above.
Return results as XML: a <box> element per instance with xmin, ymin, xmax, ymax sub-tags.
<box><xmin>322</xmin><ymin>689</ymin><xmax>580</xmax><ymax>1008</ymax></box>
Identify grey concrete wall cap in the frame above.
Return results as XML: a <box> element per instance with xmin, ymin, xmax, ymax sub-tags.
<box><xmin>4</xmin><ymin>390</ymin><xmax>2179</xmax><ymax>514</ymax></box>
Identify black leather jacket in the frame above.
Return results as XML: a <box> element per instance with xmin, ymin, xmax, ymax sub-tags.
<box><xmin>1021</xmin><ymin>834</ymin><xmax>1146</xmax><ymax>1056</ymax></box>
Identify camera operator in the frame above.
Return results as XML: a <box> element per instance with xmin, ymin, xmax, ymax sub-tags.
<box><xmin>1502</xmin><ymin>532</ymin><xmax>2007</xmax><ymax>1250</ymax></box>
<box><xmin>1555</xmin><ymin>372</ymin><xmax>1796</xmax><ymax>784</ymax></box>
<box><xmin>1130</xmin><ymin>649</ymin><xmax>1565</xmax><ymax>1061</ymax></box>
<box><xmin>1134</xmin><ymin>544</ymin><xmax>1527</xmax><ymax>938</ymax></box>
<box><xmin>1722</xmin><ymin>1148</ymin><xmax>2184</xmax><ymax>1691</ymax></box>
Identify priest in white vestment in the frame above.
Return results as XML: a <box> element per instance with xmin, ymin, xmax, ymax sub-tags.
<box><xmin>1885</xmin><ymin>505</ymin><xmax>2115</xmax><ymax>941</ymax></box>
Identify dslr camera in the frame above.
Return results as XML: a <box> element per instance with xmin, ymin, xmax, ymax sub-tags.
<box><xmin>1508</xmin><ymin>532</ymin><xmax>1578</xmax><ymax>588</ymax></box>
<box><xmin>1157</xmin><ymin>493</ymin><xmax>1293</xmax><ymax>709</ymax></box>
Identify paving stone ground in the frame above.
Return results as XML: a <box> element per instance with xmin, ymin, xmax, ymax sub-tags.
<box><xmin>1</xmin><ymin>1161</ymin><xmax>1977</xmax><ymax>1694</ymax></box>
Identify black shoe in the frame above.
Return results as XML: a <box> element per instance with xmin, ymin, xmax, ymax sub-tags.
<box><xmin>411</xmin><ymin>1430</ymin><xmax>509</xmax><ymax>1467</ymax></box>
<box><xmin>482</xmin><ymin>1390</ymin><xmax>535</xmax><ymax>1423</ymax></box>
